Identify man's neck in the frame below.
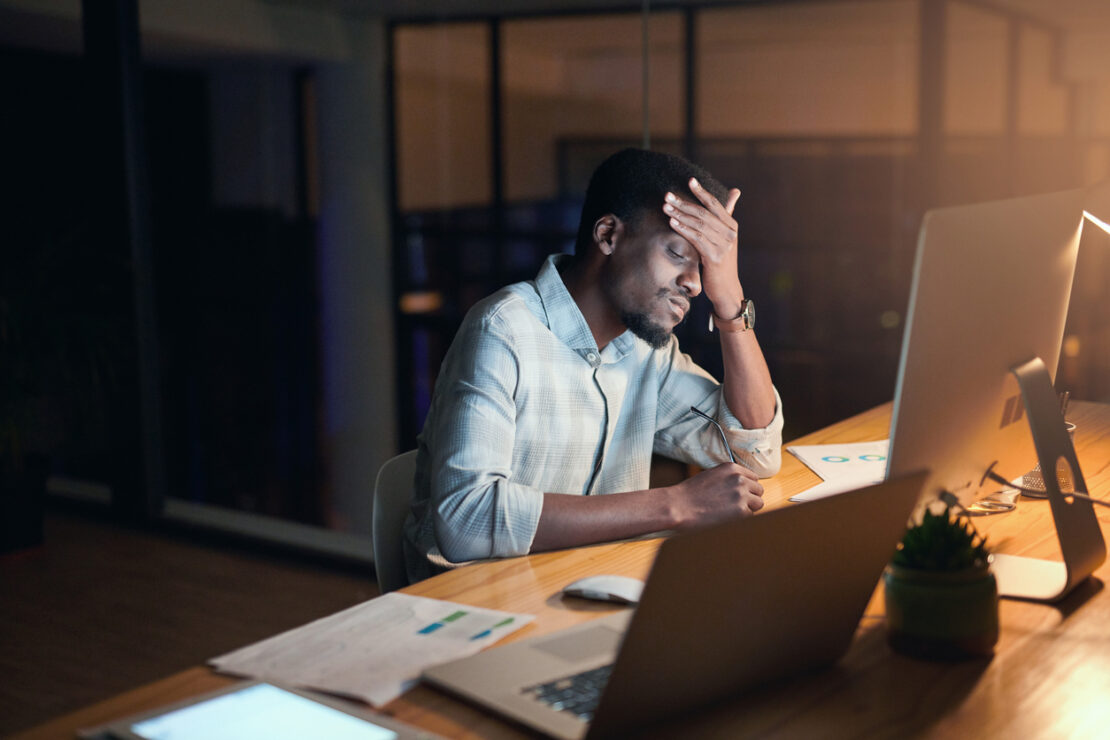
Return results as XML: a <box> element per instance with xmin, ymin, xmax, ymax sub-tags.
<box><xmin>558</xmin><ymin>259</ymin><xmax>625</xmax><ymax>351</ymax></box>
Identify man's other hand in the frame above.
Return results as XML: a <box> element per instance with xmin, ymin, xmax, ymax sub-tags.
<box><xmin>668</xmin><ymin>463</ymin><xmax>764</xmax><ymax>529</ymax></box>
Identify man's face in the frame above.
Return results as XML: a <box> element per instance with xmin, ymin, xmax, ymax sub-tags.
<box><xmin>601</xmin><ymin>211</ymin><xmax>703</xmax><ymax>349</ymax></box>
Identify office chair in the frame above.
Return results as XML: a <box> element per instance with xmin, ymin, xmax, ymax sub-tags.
<box><xmin>372</xmin><ymin>450</ymin><xmax>418</xmax><ymax>593</ymax></box>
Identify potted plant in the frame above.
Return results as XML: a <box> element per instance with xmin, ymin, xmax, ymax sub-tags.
<box><xmin>884</xmin><ymin>503</ymin><xmax>999</xmax><ymax>660</ymax></box>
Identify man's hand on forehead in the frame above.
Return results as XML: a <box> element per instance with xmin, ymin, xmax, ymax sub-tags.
<box><xmin>662</xmin><ymin>177</ymin><xmax>740</xmax><ymax>250</ymax></box>
<box><xmin>662</xmin><ymin>177</ymin><xmax>744</xmax><ymax>313</ymax></box>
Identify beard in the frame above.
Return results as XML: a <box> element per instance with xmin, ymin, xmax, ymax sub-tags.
<box><xmin>621</xmin><ymin>310</ymin><xmax>673</xmax><ymax>349</ymax></box>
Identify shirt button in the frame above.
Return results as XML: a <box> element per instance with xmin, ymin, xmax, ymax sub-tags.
<box><xmin>586</xmin><ymin>352</ymin><xmax>599</xmax><ymax>364</ymax></box>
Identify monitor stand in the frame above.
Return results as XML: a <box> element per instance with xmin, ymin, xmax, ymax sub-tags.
<box><xmin>990</xmin><ymin>357</ymin><xmax>1106</xmax><ymax>602</ymax></box>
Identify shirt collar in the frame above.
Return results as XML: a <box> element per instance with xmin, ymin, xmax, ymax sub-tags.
<box><xmin>535</xmin><ymin>254</ymin><xmax>635</xmax><ymax>361</ymax></box>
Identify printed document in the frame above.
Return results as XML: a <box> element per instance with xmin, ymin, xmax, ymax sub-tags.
<box><xmin>788</xmin><ymin>440</ymin><xmax>890</xmax><ymax>503</ymax></box>
<box><xmin>210</xmin><ymin>592</ymin><xmax>533</xmax><ymax>706</ymax></box>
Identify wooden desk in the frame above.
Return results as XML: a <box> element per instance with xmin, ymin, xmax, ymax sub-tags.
<box><xmin>16</xmin><ymin>401</ymin><xmax>1110</xmax><ymax>739</ymax></box>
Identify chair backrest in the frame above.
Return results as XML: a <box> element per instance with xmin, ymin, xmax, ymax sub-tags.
<box><xmin>372</xmin><ymin>450</ymin><xmax>418</xmax><ymax>593</ymax></box>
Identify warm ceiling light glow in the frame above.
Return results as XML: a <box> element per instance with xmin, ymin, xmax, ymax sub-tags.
<box><xmin>1083</xmin><ymin>210</ymin><xmax>1110</xmax><ymax>236</ymax></box>
<box><xmin>1063</xmin><ymin>334</ymin><xmax>1082</xmax><ymax>359</ymax></box>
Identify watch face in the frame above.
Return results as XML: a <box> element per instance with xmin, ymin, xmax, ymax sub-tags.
<box><xmin>743</xmin><ymin>299</ymin><xmax>755</xmax><ymax>329</ymax></box>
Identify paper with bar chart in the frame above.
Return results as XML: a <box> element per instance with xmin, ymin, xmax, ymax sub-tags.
<box><xmin>210</xmin><ymin>592</ymin><xmax>533</xmax><ymax>706</ymax></box>
<box><xmin>787</xmin><ymin>440</ymin><xmax>890</xmax><ymax>503</ymax></box>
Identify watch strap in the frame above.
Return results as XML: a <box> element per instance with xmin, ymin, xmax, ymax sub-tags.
<box><xmin>709</xmin><ymin>299</ymin><xmax>753</xmax><ymax>333</ymax></box>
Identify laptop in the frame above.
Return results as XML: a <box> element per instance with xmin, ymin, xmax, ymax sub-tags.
<box><xmin>422</xmin><ymin>471</ymin><xmax>927</xmax><ymax>739</ymax></box>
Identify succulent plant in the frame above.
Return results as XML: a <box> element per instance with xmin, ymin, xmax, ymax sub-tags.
<box><xmin>892</xmin><ymin>505</ymin><xmax>990</xmax><ymax>571</ymax></box>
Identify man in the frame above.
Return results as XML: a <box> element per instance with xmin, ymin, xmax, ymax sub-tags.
<box><xmin>403</xmin><ymin>148</ymin><xmax>783</xmax><ymax>583</ymax></box>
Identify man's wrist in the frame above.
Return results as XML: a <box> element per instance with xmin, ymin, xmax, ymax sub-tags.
<box><xmin>710</xmin><ymin>298</ymin><xmax>755</xmax><ymax>333</ymax></box>
<box><xmin>711</xmin><ymin>301</ymin><xmax>743</xmax><ymax>320</ymax></box>
<box><xmin>660</xmin><ymin>484</ymin><xmax>687</xmax><ymax>530</ymax></box>
<box><xmin>708</xmin><ymin>283</ymin><xmax>744</xmax><ymax>317</ymax></box>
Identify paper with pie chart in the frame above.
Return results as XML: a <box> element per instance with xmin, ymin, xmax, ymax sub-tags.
<box><xmin>787</xmin><ymin>440</ymin><xmax>890</xmax><ymax>503</ymax></box>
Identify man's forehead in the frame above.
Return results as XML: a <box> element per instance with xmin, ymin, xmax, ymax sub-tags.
<box><xmin>626</xmin><ymin>206</ymin><xmax>672</xmax><ymax>234</ymax></box>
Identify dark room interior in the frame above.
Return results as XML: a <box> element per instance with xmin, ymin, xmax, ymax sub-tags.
<box><xmin>3</xmin><ymin>0</ymin><xmax>1110</xmax><ymax>736</ymax></box>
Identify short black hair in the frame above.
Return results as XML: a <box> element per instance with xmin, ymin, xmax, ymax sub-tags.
<box><xmin>573</xmin><ymin>148</ymin><xmax>729</xmax><ymax>258</ymax></box>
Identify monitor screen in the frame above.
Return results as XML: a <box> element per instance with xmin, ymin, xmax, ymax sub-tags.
<box><xmin>886</xmin><ymin>189</ymin><xmax>1085</xmax><ymax>508</ymax></box>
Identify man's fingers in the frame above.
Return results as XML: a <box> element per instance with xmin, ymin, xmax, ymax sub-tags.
<box><xmin>720</xmin><ymin>461</ymin><xmax>760</xmax><ymax>482</ymax></box>
<box><xmin>667</xmin><ymin>217</ymin><xmax>708</xmax><ymax>250</ymax></box>
<box><xmin>668</xmin><ymin>220</ymin><xmax>730</xmax><ymax>266</ymax></box>
<box><xmin>689</xmin><ymin>177</ymin><xmax>734</xmax><ymax>221</ymax></box>
<box><xmin>739</xmin><ymin>475</ymin><xmax>764</xmax><ymax>498</ymax></box>
<box><xmin>664</xmin><ymin>193</ymin><xmax>717</xmax><ymax>224</ymax></box>
<box><xmin>665</xmin><ymin>189</ymin><xmax>738</xmax><ymax>240</ymax></box>
<box><xmin>664</xmin><ymin>198</ymin><xmax>736</xmax><ymax>245</ymax></box>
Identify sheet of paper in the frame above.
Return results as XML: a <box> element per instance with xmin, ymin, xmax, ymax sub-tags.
<box><xmin>788</xmin><ymin>476</ymin><xmax>883</xmax><ymax>503</ymax></box>
<box><xmin>210</xmin><ymin>592</ymin><xmax>533</xmax><ymax>707</ymax></box>
<box><xmin>787</xmin><ymin>440</ymin><xmax>889</xmax><ymax>503</ymax></box>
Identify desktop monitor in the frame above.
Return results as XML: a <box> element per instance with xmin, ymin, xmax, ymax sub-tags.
<box><xmin>886</xmin><ymin>188</ymin><xmax>1085</xmax><ymax>508</ymax></box>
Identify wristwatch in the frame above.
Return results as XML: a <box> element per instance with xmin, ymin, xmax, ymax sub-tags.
<box><xmin>709</xmin><ymin>298</ymin><xmax>755</xmax><ymax>333</ymax></box>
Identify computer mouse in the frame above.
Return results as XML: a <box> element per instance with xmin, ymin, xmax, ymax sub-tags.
<box><xmin>561</xmin><ymin>574</ymin><xmax>645</xmax><ymax>605</ymax></box>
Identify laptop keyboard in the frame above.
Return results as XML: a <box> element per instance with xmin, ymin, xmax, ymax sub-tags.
<box><xmin>522</xmin><ymin>664</ymin><xmax>614</xmax><ymax>721</ymax></box>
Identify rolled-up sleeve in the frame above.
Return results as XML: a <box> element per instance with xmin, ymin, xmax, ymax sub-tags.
<box><xmin>427</xmin><ymin>312</ymin><xmax>544</xmax><ymax>563</ymax></box>
<box><xmin>715</xmin><ymin>387</ymin><xmax>783</xmax><ymax>477</ymax></box>
<box><xmin>652</xmin><ymin>336</ymin><xmax>784</xmax><ymax>477</ymax></box>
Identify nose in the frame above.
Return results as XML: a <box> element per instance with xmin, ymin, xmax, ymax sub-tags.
<box><xmin>678</xmin><ymin>263</ymin><xmax>702</xmax><ymax>298</ymax></box>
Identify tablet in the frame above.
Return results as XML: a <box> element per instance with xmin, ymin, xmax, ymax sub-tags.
<box><xmin>79</xmin><ymin>681</ymin><xmax>443</xmax><ymax>740</ymax></box>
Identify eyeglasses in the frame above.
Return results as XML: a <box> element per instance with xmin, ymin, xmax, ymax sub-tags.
<box><xmin>688</xmin><ymin>406</ymin><xmax>735</xmax><ymax>464</ymax></box>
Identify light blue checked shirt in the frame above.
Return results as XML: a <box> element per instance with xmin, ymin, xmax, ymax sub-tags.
<box><xmin>402</xmin><ymin>255</ymin><xmax>783</xmax><ymax>582</ymax></box>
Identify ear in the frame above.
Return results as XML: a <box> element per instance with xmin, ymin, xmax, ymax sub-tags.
<box><xmin>592</xmin><ymin>214</ymin><xmax>622</xmax><ymax>256</ymax></box>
